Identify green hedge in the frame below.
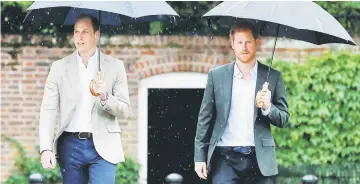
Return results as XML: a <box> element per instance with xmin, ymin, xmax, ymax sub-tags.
<box><xmin>2</xmin><ymin>135</ymin><xmax>140</xmax><ymax>184</ymax></box>
<box><xmin>268</xmin><ymin>52</ymin><xmax>360</xmax><ymax>182</ymax></box>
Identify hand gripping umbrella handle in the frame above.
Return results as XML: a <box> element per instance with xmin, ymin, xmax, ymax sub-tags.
<box><xmin>256</xmin><ymin>82</ymin><xmax>269</xmax><ymax>108</ymax></box>
<box><xmin>89</xmin><ymin>71</ymin><xmax>102</xmax><ymax>96</ymax></box>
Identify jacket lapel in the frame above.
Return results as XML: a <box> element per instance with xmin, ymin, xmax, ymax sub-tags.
<box><xmin>65</xmin><ymin>51</ymin><xmax>80</xmax><ymax>99</ymax></box>
<box><xmin>223</xmin><ymin>62</ymin><xmax>235</xmax><ymax>123</ymax></box>
<box><xmin>99</xmin><ymin>51</ymin><xmax>108</xmax><ymax>81</ymax></box>
<box><xmin>253</xmin><ymin>61</ymin><xmax>268</xmax><ymax>123</ymax></box>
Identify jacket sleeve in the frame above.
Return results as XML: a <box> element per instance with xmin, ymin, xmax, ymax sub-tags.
<box><xmin>39</xmin><ymin>61</ymin><xmax>60</xmax><ymax>153</ymax></box>
<box><xmin>267</xmin><ymin>72</ymin><xmax>290</xmax><ymax>128</ymax></box>
<box><xmin>100</xmin><ymin>60</ymin><xmax>131</xmax><ymax>119</ymax></box>
<box><xmin>194</xmin><ymin>70</ymin><xmax>216</xmax><ymax>162</ymax></box>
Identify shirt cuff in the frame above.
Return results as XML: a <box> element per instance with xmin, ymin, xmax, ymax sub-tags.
<box><xmin>100</xmin><ymin>92</ymin><xmax>109</xmax><ymax>107</ymax></box>
<box><xmin>261</xmin><ymin>104</ymin><xmax>271</xmax><ymax>116</ymax></box>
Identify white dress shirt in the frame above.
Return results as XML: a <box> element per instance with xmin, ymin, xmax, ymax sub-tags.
<box><xmin>65</xmin><ymin>50</ymin><xmax>98</xmax><ymax>132</ymax></box>
<box><xmin>217</xmin><ymin>61</ymin><xmax>270</xmax><ymax>147</ymax></box>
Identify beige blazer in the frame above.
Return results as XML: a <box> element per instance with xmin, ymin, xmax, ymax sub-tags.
<box><xmin>39</xmin><ymin>50</ymin><xmax>131</xmax><ymax>164</ymax></box>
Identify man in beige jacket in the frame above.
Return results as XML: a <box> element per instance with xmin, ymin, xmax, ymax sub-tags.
<box><xmin>39</xmin><ymin>14</ymin><xmax>131</xmax><ymax>184</ymax></box>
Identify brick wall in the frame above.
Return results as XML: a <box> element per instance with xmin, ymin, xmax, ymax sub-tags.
<box><xmin>1</xmin><ymin>34</ymin><xmax>359</xmax><ymax>182</ymax></box>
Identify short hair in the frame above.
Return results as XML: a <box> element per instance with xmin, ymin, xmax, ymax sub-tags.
<box><xmin>75</xmin><ymin>14</ymin><xmax>100</xmax><ymax>32</ymax></box>
<box><xmin>229</xmin><ymin>21</ymin><xmax>259</xmax><ymax>41</ymax></box>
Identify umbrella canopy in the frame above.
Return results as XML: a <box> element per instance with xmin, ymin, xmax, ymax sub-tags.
<box><xmin>24</xmin><ymin>1</ymin><xmax>179</xmax><ymax>26</ymax></box>
<box><xmin>203</xmin><ymin>1</ymin><xmax>356</xmax><ymax>46</ymax></box>
<box><xmin>203</xmin><ymin>1</ymin><xmax>357</xmax><ymax>84</ymax></box>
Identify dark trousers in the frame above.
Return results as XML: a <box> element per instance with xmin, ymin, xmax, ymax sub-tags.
<box><xmin>57</xmin><ymin>132</ymin><xmax>117</xmax><ymax>184</ymax></box>
<box><xmin>210</xmin><ymin>147</ymin><xmax>276</xmax><ymax>184</ymax></box>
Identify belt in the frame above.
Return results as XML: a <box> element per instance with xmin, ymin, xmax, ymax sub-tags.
<box><xmin>220</xmin><ymin>146</ymin><xmax>255</xmax><ymax>155</ymax></box>
<box><xmin>64</xmin><ymin>132</ymin><xmax>93</xmax><ymax>139</ymax></box>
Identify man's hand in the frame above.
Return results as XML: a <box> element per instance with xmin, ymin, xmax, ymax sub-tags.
<box><xmin>257</xmin><ymin>82</ymin><xmax>271</xmax><ymax>110</ymax></box>
<box><xmin>94</xmin><ymin>80</ymin><xmax>108</xmax><ymax>100</ymax></box>
<box><xmin>194</xmin><ymin>162</ymin><xmax>208</xmax><ymax>180</ymax></box>
<box><xmin>41</xmin><ymin>150</ymin><xmax>57</xmax><ymax>169</ymax></box>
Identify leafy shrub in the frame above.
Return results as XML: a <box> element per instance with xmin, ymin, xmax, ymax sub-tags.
<box><xmin>2</xmin><ymin>134</ymin><xmax>140</xmax><ymax>184</ymax></box>
<box><xmin>271</xmin><ymin>52</ymin><xmax>360</xmax><ymax>166</ymax></box>
<box><xmin>270</xmin><ymin>52</ymin><xmax>360</xmax><ymax>183</ymax></box>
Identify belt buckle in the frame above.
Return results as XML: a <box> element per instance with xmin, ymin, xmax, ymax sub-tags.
<box><xmin>233</xmin><ymin>147</ymin><xmax>251</xmax><ymax>155</ymax></box>
<box><xmin>243</xmin><ymin>147</ymin><xmax>251</xmax><ymax>155</ymax></box>
<box><xmin>78</xmin><ymin>132</ymin><xmax>88</xmax><ymax>139</ymax></box>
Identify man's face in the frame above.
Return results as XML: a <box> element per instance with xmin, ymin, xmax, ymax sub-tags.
<box><xmin>231</xmin><ymin>29</ymin><xmax>260</xmax><ymax>64</ymax></box>
<box><xmin>73</xmin><ymin>18</ymin><xmax>98</xmax><ymax>53</ymax></box>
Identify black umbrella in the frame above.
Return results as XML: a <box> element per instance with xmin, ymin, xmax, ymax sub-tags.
<box><xmin>24</xmin><ymin>1</ymin><xmax>179</xmax><ymax>68</ymax></box>
<box><xmin>203</xmin><ymin>1</ymin><xmax>357</xmax><ymax>107</ymax></box>
<box><xmin>23</xmin><ymin>1</ymin><xmax>179</xmax><ymax>96</ymax></box>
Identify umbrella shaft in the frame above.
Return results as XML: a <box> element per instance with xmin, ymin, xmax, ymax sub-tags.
<box><xmin>98</xmin><ymin>11</ymin><xmax>101</xmax><ymax>72</ymax></box>
<box><xmin>266</xmin><ymin>24</ymin><xmax>280</xmax><ymax>82</ymax></box>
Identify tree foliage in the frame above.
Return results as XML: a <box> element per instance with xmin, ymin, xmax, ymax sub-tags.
<box><xmin>316</xmin><ymin>1</ymin><xmax>360</xmax><ymax>35</ymax></box>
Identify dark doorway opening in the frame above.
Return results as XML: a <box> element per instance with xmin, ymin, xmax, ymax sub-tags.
<box><xmin>148</xmin><ymin>88</ymin><xmax>210</xmax><ymax>184</ymax></box>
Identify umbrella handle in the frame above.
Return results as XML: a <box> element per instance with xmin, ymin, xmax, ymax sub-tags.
<box><xmin>89</xmin><ymin>71</ymin><xmax>102</xmax><ymax>96</ymax></box>
<box><xmin>256</xmin><ymin>82</ymin><xmax>269</xmax><ymax>108</ymax></box>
